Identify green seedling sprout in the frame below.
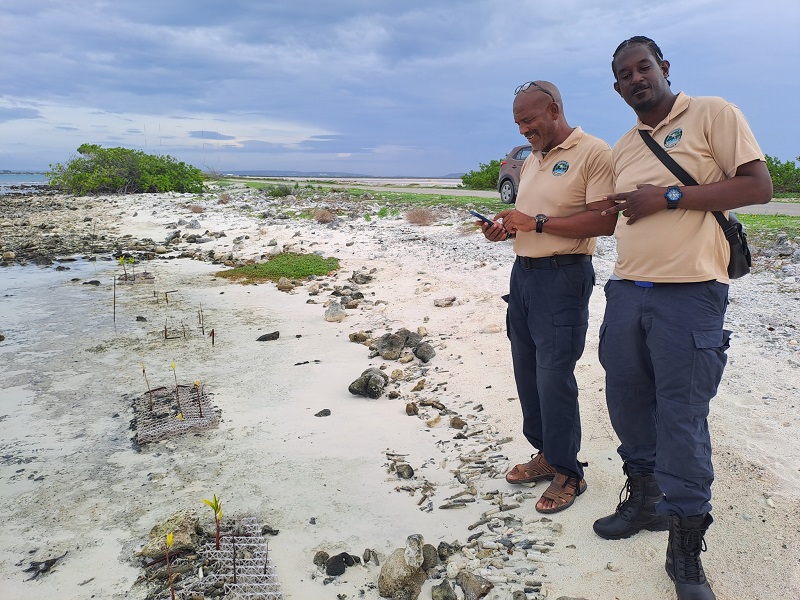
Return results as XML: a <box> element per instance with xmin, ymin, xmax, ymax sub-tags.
<box><xmin>142</xmin><ymin>363</ymin><xmax>153</xmax><ymax>411</ymax></box>
<box><xmin>202</xmin><ymin>494</ymin><xmax>223</xmax><ymax>550</ymax></box>
<box><xmin>118</xmin><ymin>256</ymin><xmax>128</xmax><ymax>279</ymax></box>
<box><xmin>165</xmin><ymin>532</ymin><xmax>176</xmax><ymax>600</ymax></box>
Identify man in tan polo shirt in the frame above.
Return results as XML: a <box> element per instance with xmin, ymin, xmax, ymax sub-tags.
<box><xmin>478</xmin><ymin>80</ymin><xmax>616</xmax><ymax>514</ymax></box>
<box><xmin>594</xmin><ymin>36</ymin><xmax>772</xmax><ymax>600</ymax></box>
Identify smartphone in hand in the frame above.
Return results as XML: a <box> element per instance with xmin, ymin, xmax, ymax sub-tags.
<box><xmin>469</xmin><ymin>209</ymin><xmax>496</xmax><ymax>226</ymax></box>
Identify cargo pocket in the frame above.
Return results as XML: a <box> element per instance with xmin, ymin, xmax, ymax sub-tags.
<box><xmin>548</xmin><ymin>307</ymin><xmax>589</xmax><ymax>369</ymax></box>
<box><xmin>689</xmin><ymin>329</ymin><xmax>731</xmax><ymax>405</ymax></box>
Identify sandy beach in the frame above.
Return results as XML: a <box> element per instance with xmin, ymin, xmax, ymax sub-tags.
<box><xmin>0</xmin><ymin>184</ymin><xmax>798</xmax><ymax>600</ymax></box>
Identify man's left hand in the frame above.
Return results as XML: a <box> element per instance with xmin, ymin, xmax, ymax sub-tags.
<box><xmin>602</xmin><ymin>184</ymin><xmax>665</xmax><ymax>224</ymax></box>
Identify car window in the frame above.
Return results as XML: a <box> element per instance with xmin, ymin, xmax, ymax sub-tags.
<box><xmin>515</xmin><ymin>147</ymin><xmax>532</xmax><ymax>160</ymax></box>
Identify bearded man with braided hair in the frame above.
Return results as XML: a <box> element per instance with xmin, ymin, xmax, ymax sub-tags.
<box><xmin>594</xmin><ymin>36</ymin><xmax>772</xmax><ymax>600</ymax></box>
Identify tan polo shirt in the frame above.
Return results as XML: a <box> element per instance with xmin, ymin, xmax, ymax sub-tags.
<box><xmin>513</xmin><ymin>127</ymin><xmax>613</xmax><ymax>259</ymax></box>
<box><xmin>612</xmin><ymin>92</ymin><xmax>765</xmax><ymax>283</ymax></box>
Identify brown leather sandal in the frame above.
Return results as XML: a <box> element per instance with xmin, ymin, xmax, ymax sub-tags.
<box><xmin>535</xmin><ymin>473</ymin><xmax>587</xmax><ymax>514</ymax></box>
<box><xmin>505</xmin><ymin>452</ymin><xmax>558</xmax><ymax>484</ymax></box>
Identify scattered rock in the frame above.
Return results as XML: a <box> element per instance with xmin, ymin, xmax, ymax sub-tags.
<box><xmin>313</xmin><ymin>550</ymin><xmax>329</xmax><ymax>568</ymax></box>
<box><xmin>450</xmin><ymin>416</ymin><xmax>467</xmax><ymax>429</ymax></box>
<box><xmin>421</xmin><ymin>543</ymin><xmax>439</xmax><ymax>569</ymax></box>
<box><xmin>404</xmin><ymin>534</ymin><xmax>424</xmax><ymax>569</ymax></box>
<box><xmin>349</xmin><ymin>331</ymin><xmax>371</xmax><ymax>344</ymax></box>
<box><xmin>139</xmin><ymin>510</ymin><xmax>202</xmax><ymax>559</ymax></box>
<box><xmin>432</xmin><ymin>579</ymin><xmax>458</xmax><ymax>600</ymax></box>
<box><xmin>434</xmin><ymin>296</ymin><xmax>456</xmax><ymax>307</ymax></box>
<box><xmin>276</xmin><ymin>277</ymin><xmax>294</xmax><ymax>291</ymax></box>
<box><xmin>376</xmin><ymin>333</ymin><xmax>406</xmax><ymax>360</ymax></box>
<box><xmin>314</xmin><ymin>409</ymin><xmax>331</xmax><ymax>417</ymax></box>
<box><xmin>136</xmin><ymin>316</ymin><xmax>147</xmax><ymax>322</ymax></box>
<box><xmin>256</xmin><ymin>331</ymin><xmax>280</xmax><ymax>341</ymax></box>
<box><xmin>396</xmin><ymin>464</ymin><xmax>414</xmax><ymax>479</ymax></box>
<box><xmin>456</xmin><ymin>571</ymin><xmax>494</xmax><ymax>600</ymax></box>
<box><xmin>348</xmin><ymin>367</ymin><xmax>389</xmax><ymax>399</ymax></box>
<box><xmin>405</xmin><ymin>402</ymin><xmax>419</xmax><ymax>416</ymax></box>
<box><xmin>413</xmin><ymin>342</ymin><xmax>436</xmax><ymax>363</ymax></box>
<box><xmin>377</xmin><ymin>548</ymin><xmax>426</xmax><ymax>600</ymax></box>
<box><xmin>324</xmin><ymin>301</ymin><xmax>346</xmax><ymax>323</ymax></box>
<box><xmin>325</xmin><ymin>552</ymin><xmax>354</xmax><ymax>576</ymax></box>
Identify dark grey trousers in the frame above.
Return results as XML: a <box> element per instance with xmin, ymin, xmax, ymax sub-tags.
<box><xmin>506</xmin><ymin>257</ymin><xmax>594</xmax><ymax>480</ymax></box>
<box><xmin>599</xmin><ymin>279</ymin><xmax>730</xmax><ymax>517</ymax></box>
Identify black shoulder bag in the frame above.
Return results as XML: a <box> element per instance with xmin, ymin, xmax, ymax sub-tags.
<box><xmin>638</xmin><ymin>130</ymin><xmax>751</xmax><ymax>279</ymax></box>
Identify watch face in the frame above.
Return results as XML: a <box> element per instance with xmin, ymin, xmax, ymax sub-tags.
<box><xmin>535</xmin><ymin>214</ymin><xmax>548</xmax><ymax>222</ymax></box>
<box><xmin>666</xmin><ymin>187</ymin><xmax>682</xmax><ymax>202</ymax></box>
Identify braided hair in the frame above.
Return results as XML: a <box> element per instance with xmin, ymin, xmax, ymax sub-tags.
<box><xmin>611</xmin><ymin>36</ymin><xmax>670</xmax><ymax>85</ymax></box>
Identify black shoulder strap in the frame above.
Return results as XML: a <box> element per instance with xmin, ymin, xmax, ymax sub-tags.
<box><xmin>638</xmin><ymin>129</ymin><xmax>697</xmax><ymax>186</ymax></box>
<box><xmin>637</xmin><ymin>129</ymin><xmax>730</xmax><ymax>231</ymax></box>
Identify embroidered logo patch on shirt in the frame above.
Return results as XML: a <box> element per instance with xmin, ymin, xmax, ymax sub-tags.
<box><xmin>663</xmin><ymin>128</ymin><xmax>683</xmax><ymax>148</ymax></box>
<box><xmin>552</xmin><ymin>160</ymin><xmax>569</xmax><ymax>176</ymax></box>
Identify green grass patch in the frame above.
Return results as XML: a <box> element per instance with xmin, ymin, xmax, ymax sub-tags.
<box><xmin>216</xmin><ymin>252</ymin><xmax>340</xmax><ymax>283</ymax></box>
<box><xmin>737</xmin><ymin>214</ymin><xmax>800</xmax><ymax>247</ymax></box>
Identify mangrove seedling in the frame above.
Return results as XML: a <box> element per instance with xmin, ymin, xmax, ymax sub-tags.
<box><xmin>202</xmin><ymin>494</ymin><xmax>223</xmax><ymax>550</ymax></box>
<box><xmin>165</xmin><ymin>532</ymin><xmax>176</xmax><ymax>600</ymax></box>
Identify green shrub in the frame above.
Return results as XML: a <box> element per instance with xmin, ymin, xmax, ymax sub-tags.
<box><xmin>47</xmin><ymin>144</ymin><xmax>204</xmax><ymax>195</ymax></box>
<box><xmin>765</xmin><ymin>155</ymin><xmax>800</xmax><ymax>195</ymax></box>
<box><xmin>461</xmin><ymin>159</ymin><xmax>501</xmax><ymax>190</ymax></box>
<box><xmin>263</xmin><ymin>184</ymin><xmax>294</xmax><ymax>197</ymax></box>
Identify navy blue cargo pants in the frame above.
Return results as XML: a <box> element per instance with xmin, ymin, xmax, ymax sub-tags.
<box><xmin>598</xmin><ymin>279</ymin><xmax>731</xmax><ymax>517</ymax></box>
<box><xmin>506</xmin><ymin>256</ymin><xmax>594</xmax><ymax>481</ymax></box>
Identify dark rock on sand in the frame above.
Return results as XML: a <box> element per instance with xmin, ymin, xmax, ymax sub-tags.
<box><xmin>432</xmin><ymin>579</ymin><xmax>458</xmax><ymax>600</ymax></box>
<box><xmin>314</xmin><ymin>409</ymin><xmax>331</xmax><ymax>417</ymax></box>
<box><xmin>377</xmin><ymin>548</ymin><xmax>426</xmax><ymax>600</ymax></box>
<box><xmin>376</xmin><ymin>333</ymin><xmax>405</xmax><ymax>360</ymax></box>
<box><xmin>348</xmin><ymin>367</ymin><xmax>389</xmax><ymax>399</ymax></box>
<box><xmin>256</xmin><ymin>331</ymin><xmax>280</xmax><ymax>341</ymax></box>
<box><xmin>456</xmin><ymin>571</ymin><xmax>494</xmax><ymax>600</ymax></box>
<box><xmin>413</xmin><ymin>342</ymin><xmax>436</xmax><ymax>363</ymax></box>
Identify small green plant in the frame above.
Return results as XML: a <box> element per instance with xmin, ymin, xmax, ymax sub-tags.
<box><xmin>118</xmin><ymin>255</ymin><xmax>135</xmax><ymax>279</ymax></box>
<box><xmin>216</xmin><ymin>252</ymin><xmax>340</xmax><ymax>284</ymax></box>
<box><xmin>165</xmin><ymin>532</ymin><xmax>176</xmax><ymax>600</ymax></box>
<box><xmin>377</xmin><ymin>206</ymin><xmax>389</xmax><ymax>218</ymax></box>
<box><xmin>202</xmin><ymin>494</ymin><xmax>223</xmax><ymax>550</ymax></box>
<box><xmin>364</xmin><ymin>214</ymin><xmax>372</xmax><ymax>221</ymax></box>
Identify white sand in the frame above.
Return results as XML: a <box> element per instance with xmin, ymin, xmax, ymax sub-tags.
<box><xmin>0</xmin><ymin>188</ymin><xmax>798</xmax><ymax>600</ymax></box>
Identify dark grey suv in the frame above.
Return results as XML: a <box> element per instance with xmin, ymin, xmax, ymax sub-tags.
<box><xmin>497</xmin><ymin>144</ymin><xmax>532</xmax><ymax>203</ymax></box>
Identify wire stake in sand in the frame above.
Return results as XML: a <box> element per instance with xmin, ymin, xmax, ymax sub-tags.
<box><xmin>194</xmin><ymin>381</ymin><xmax>204</xmax><ymax>417</ymax></box>
<box><xmin>210</xmin><ymin>328</ymin><xmax>215</xmax><ymax>346</ymax></box>
<box><xmin>142</xmin><ymin>363</ymin><xmax>153</xmax><ymax>411</ymax></box>
<box><xmin>170</xmin><ymin>361</ymin><xmax>183</xmax><ymax>415</ymax></box>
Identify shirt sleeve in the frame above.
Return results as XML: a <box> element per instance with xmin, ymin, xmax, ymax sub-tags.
<box><xmin>708</xmin><ymin>103</ymin><xmax>765</xmax><ymax>179</ymax></box>
<box><xmin>584</xmin><ymin>146</ymin><xmax>614</xmax><ymax>206</ymax></box>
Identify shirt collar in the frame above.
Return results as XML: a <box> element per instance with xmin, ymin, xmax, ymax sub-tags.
<box><xmin>636</xmin><ymin>92</ymin><xmax>691</xmax><ymax>131</ymax></box>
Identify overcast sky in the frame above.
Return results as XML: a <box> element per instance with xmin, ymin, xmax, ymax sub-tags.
<box><xmin>2</xmin><ymin>1</ymin><xmax>798</xmax><ymax>176</ymax></box>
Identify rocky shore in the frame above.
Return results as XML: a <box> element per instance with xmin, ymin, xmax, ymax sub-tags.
<box><xmin>1</xmin><ymin>183</ymin><xmax>799</xmax><ymax>600</ymax></box>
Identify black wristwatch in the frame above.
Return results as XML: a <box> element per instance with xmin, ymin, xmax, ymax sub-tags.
<box><xmin>535</xmin><ymin>213</ymin><xmax>549</xmax><ymax>233</ymax></box>
<box><xmin>665</xmin><ymin>186</ymin><xmax>683</xmax><ymax>210</ymax></box>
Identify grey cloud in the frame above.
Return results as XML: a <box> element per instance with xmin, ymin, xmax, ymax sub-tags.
<box><xmin>189</xmin><ymin>131</ymin><xmax>236</xmax><ymax>140</ymax></box>
<box><xmin>0</xmin><ymin>107</ymin><xmax>42</xmax><ymax>122</ymax></box>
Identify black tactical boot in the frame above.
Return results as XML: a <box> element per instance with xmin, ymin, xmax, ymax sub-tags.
<box><xmin>665</xmin><ymin>513</ymin><xmax>716</xmax><ymax>600</ymax></box>
<box><xmin>593</xmin><ymin>464</ymin><xmax>669</xmax><ymax>540</ymax></box>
